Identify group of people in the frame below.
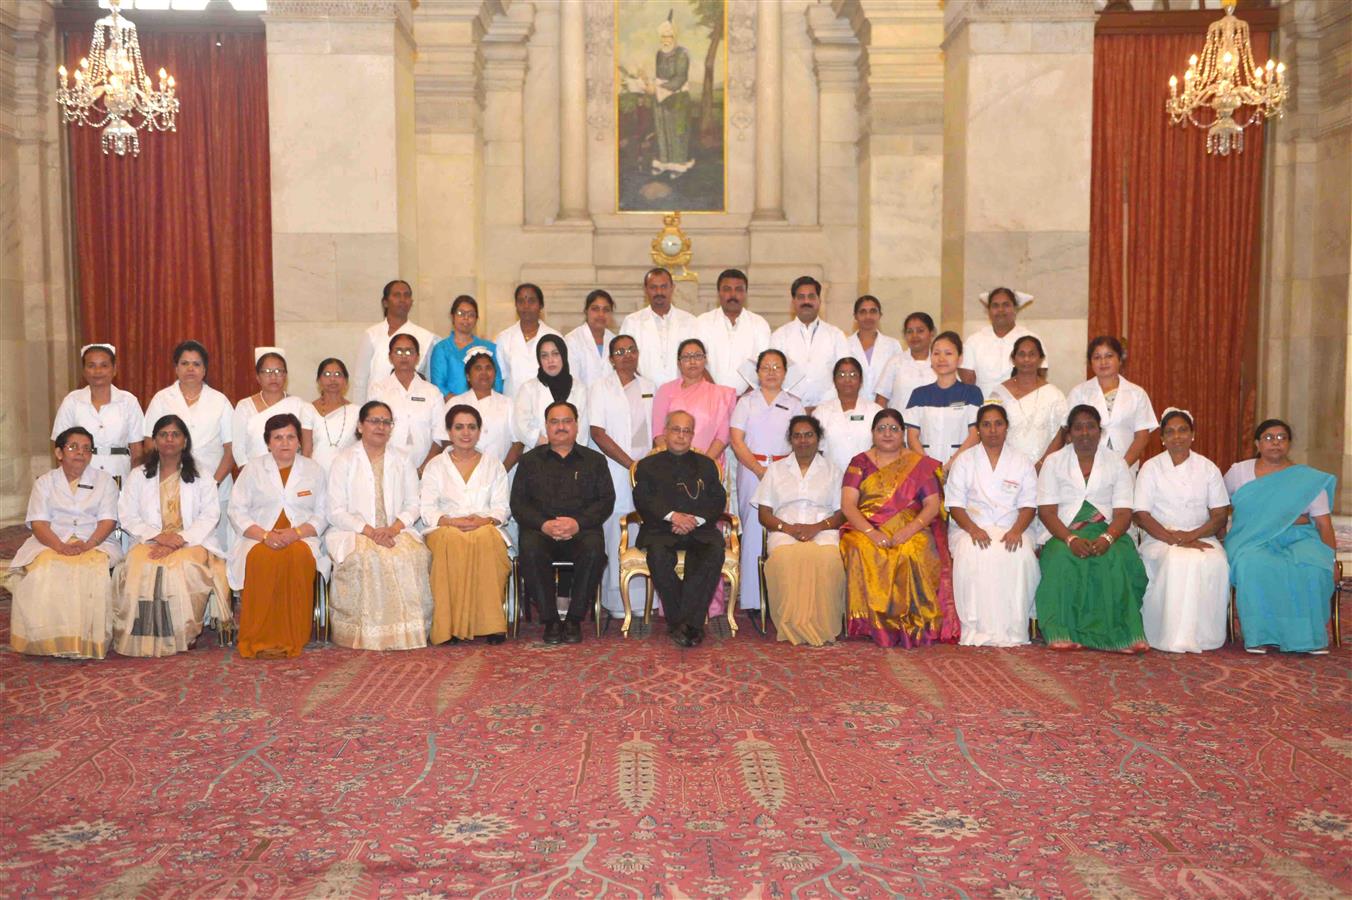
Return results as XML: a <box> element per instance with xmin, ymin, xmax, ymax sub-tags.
<box><xmin>11</xmin><ymin>273</ymin><xmax>1339</xmax><ymax>658</ymax></box>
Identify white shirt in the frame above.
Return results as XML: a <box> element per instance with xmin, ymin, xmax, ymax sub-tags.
<box><xmin>227</xmin><ymin>454</ymin><xmax>329</xmax><ymax>590</ymax></box>
<box><xmin>1065</xmin><ymin>376</ymin><xmax>1158</xmax><ymax>462</ymax></box>
<box><xmin>12</xmin><ymin>467</ymin><xmax>123</xmax><ymax>569</ymax></box>
<box><xmin>446</xmin><ymin>390</ymin><xmax>517</xmax><ymax>464</ymax></box>
<box><xmin>963</xmin><ymin>324</ymin><xmax>1038</xmax><ymax>399</ymax></box>
<box><xmin>51</xmin><ymin>386</ymin><xmax>144</xmax><ymax>481</ymax></box>
<box><xmin>352</xmin><ymin>319</ymin><xmax>439</xmax><ymax>404</ymax></box>
<box><xmin>118</xmin><ymin>465</ymin><xmax>224</xmax><ymax>558</ymax></box>
<box><xmin>308</xmin><ymin>402</ymin><xmax>360</xmax><ymax>472</ymax></box>
<box><xmin>990</xmin><ymin>382</ymin><xmax>1068</xmax><ymax>463</ymax></box>
<box><xmin>946</xmin><ymin>445</ymin><xmax>1038</xmax><ymax>531</ymax></box>
<box><xmin>564</xmin><ymin>323</ymin><xmax>617</xmax><ymax>389</ymax></box>
<box><xmin>231</xmin><ymin>395</ymin><xmax>313</xmax><ymax>467</ymax></box>
<box><xmin>324</xmin><ymin>443</ymin><xmax>424</xmax><ymax>565</ymax></box>
<box><xmin>875</xmin><ymin>352</ymin><xmax>935</xmax><ymax>412</ymax></box>
<box><xmin>750</xmin><ymin>454</ymin><xmax>843</xmax><ymax>551</ymax></box>
<box><xmin>696</xmin><ymin>307</ymin><xmax>772</xmax><ymax>392</ymax></box>
<box><xmin>813</xmin><ymin>397</ymin><xmax>883</xmax><ymax>474</ymax></box>
<box><xmin>1223</xmin><ymin>459</ymin><xmax>1329</xmax><ymax>518</ymax></box>
<box><xmin>143</xmin><ymin>383</ymin><xmax>233</xmax><ymax>476</ymax></box>
<box><xmin>493</xmin><ymin>320</ymin><xmax>562</xmax><ymax>398</ymax></box>
<box><xmin>1036</xmin><ymin>444</ymin><xmax>1135</xmax><ymax>535</ymax></box>
<box><xmin>846</xmin><ymin>332</ymin><xmax>902</xmax><ymax>402</ymax></box>
<box><xmin>369</xmin><ymin>373</ymin><xmax>443</xmax><ymax>468</ymax></box>
<box><xmin>770</xmin><ymin>317</ymin><xmax>851</xmax><ymax>408</ymax></box>
<box><xmin>620</xmin><ymin>305</ymin><xmax>701</xmax><ymax>386</ymax></box>
<box><xmin>1135</xmin><ymin>451</ymin><xmax>1229</xmax><ymax>541</ymax></box>
<box><xmin>419</xmin><ymin>450</ymin><xmax>511</xmax><ymax>546</ymax></box>
<box><xmin>588</xmin><ymin>372</ymin><xmax>656</xmax><ymax>464</ymax></box>
<box><xmin>512</xmin><ymin>378</ymin><xmax>590</xmax><ymax>448</ymax></box>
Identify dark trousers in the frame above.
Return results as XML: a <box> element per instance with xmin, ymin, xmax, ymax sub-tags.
<box><xmin>644</xmin><ymin>532</ymin><xmax>724</xmax><ymax>630</ymax></box>
<box><xmin>519</xmin><ymin>529</ymin><xmax>606</xmax><ymax>623</ymax></box>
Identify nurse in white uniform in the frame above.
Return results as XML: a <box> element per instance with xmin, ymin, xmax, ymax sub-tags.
<box><xmin>990</xmin><ymin>335</ymin><xmax>1067</xmax><ymax>468</ymax></box>
<box><xmin>231</xmin><ymin>347</ymin><xmax>313</xmax><ymax>467</ymax></box>
<box><xmin>959</xmin><ymin>288</ymin><xmax>1040</xmax><ymax>400</ymax></box>
<box><xmin>308</xmin><ymin>357</ymin><xmax>360</xmax><ymax>472</ymax></box>
<box><xmin>588</xmin><ymin>334</ymin><xmax>656</xmax><ymax>617</ymax></box>
<box><xmin>844</xmin><ymin>295</ymin><xmax>902</xmax><ymax>403</ymax></box>
<box><xmin>814</xmin><ymin>357</ymin><xmax>883</xmax><ymax>474</ymax></box>
<box><xmin>51</xmin><ymin>343</ymin><xmax>144</xmax><ymax>484</ymax></box>
<box><xmin>1065</xmin><ymin>336</ymin><xmax>1157</xmax><ymax>470</ymax></box>
<box><xmin>142</xmin><ymin>340</ymin><xmax>235</xmax><ymax>548</ymax></box>
<box><xmin>1132</xmin><ymin>408</ymin><xmax>1231</xmax><ymax>653</ymax></box>
<box><xmin>904</xmin><ymin>332</ymin><xmax>984</xmax><ymax>468</ymax></box>
<box><xmin>874</xmin><ymin>312</ymin><xmax>937</xmax><ymax>414</ymax></box>
<box><xmin>493</xmin><ymin>282</ymin><xmax>562</xmax><ymax>398</ymax></box>
<box><xmin>351</xmin><ymin>278</ymin><xmax>439</xmax><ymax>404</ymax></box>
<box><xmin>563</xmin><ymin>289</ymin><xmax>618</xmax><ymax>388</ymax></box>
<box><xmin>368</xmin><ymin>332</ymin><xmax>444</xmax><ymax>473</ymax></box>
<box><xmin>447</xmin><ymin>348</ymin><xmax>522</xmax><ymax>472</ymax></box>
<box><xmin>945</xmin><ymin>402</ymin><xmax>1040</xmax><ymax>647</ymax></box>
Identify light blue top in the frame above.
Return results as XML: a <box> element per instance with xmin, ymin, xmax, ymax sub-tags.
<box><xmin>428</xmin><ymin>336</ymin><xmax>502</xmax><ymax>397</ymax></box>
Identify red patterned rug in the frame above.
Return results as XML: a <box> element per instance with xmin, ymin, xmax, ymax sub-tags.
<box><xmin>1</xmin><ymin>593</ymin><xmax>1348</xmax><ymax>898</ymax></box>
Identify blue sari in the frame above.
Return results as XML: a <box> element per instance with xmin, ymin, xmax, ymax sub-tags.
<box><xmin>1224</xmin><ymin>465</ymin><xmax>1337</xmax><ymax>652</ymax></box>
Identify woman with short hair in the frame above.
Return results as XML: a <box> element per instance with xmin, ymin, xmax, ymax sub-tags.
<box><xmin>369</xmin><ymin>333</ymin><xmax>445</xmax><ymax>473</ymax></box>
<box><xmin>814</xmin><ymin>356</ymin><xmax>883</xmax><ymax>474</ymax></box>
<box><xmin>51</xmin><ymin>343</ymin><xmax>144</xmax><ymax>482</ymax></box>
<box><xmin>428</xmin><ymin>295</ymin><xmax>501</xmax><ymax>398</ymax></box>
<box><xmin>232</xmin><ymin>348</ymin><xmax>314</xmax><ymax>466</ymax></box>
<box><xmin>905</xmin><ymin>331</ymin><xmax>983</xmax><ymax>468</ymax></box>
<box><xmin>113</xmin><ymin>414</ymin><xmax>231</xmax><ymax>656</ymax></box>
<box><xmin>874</xmin><ymin>312</ymin><xmax>936</xmax><ymax>412</ymax></box>
<box><xmin>1065</xmin><ymin>336</ymin><xmax>1157</xmax><ymax>470</ymax></box>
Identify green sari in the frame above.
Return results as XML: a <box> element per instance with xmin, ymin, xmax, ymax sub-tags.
<box><xmin>1035</xmin><ymin>501</ymin><xmax>1148</xmax><ymax>650</ymax></box>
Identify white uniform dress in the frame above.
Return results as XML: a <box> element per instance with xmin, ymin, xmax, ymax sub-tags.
<box><xmin>51</xmin><ymin>386</ymin><xmax>144</xmax><ymax>483</ymax></box>
<box><xmin>309</xmin><ymin>402</ymin><xmax>360</xmax><ymax>472</ymax></box>
<box><xmin>990</xmin><ymin>382</ymin><xmax>1068</xmax><ymax>464</ymax></box>
<box><xmin>352</xmin><ymin>319</ymin><xmax>439</xmax><ymax>404</ymax></box>
<box><xmin>231</xmin><ymin>395</ymin><xmax>314</xmax><ymax>467</ymax></box>
<box><xmin>1133</xmin><ymin>451</ymin><xmax>1231</xmax><ymax>653</ymax></box>
<box><xmin>696</xmin><ymin>307</ymin><xmax>772</xmax><ymax>392</ymax></box>
<box><xmin>369</xmin><ymin>373</ymin><xmax>444</xmax><ymax>469</ymax></box>
<box><xmin>1065</xmin><ymin>376</ymin><xmax>1158</xmax><ymax>469</ymax></box>
<box><xmin>512</xmin><ymin>379</ymin><xmax>591</xmax><ymax>449</ymax></box>
<box><xmin>963</xmin><ymin>324</ymin><xmax>1038</xmax><ymax>400</ymax></box>
<box><xmin>620</xmin><ymin>305</ymin><xmax>702</xmax><ymax>387</ymax></box>
<box><xmin>493</xmin><ymin>321</ymin><xmax>562</xmax><ymax>398</ymax></box>
<box><xmin>588</xmin><ymin>371</ymin><xmax>656</xmax><ymax>616</ymax></box>
<box><xmin>564</xmin><ymin>324</ymin><xmax>617</xmax><ymax>389</ymax></box>
<box><xmin>227</xmin><ymin>454</ymin><xmax>330</xmax><ymax>591</ymax></box>
<box><xmin>770</xmin><ymin>318</ymin><xmax>851</xmax><ymax>408</ymax></box>
<box><xmin>143</xmin><ymin>382</ymin><xmax>234</xmax><ymax>547</ymax></box>
<box><xmin>945</xmin><ymin>446</ymin><xmax>1040</xmax><ymax>646</ymax></box>
<box><xmin>845</xmin><ymin>332</ymin><xmax>902</xmax><ymax>403</ymax></box>
<box><xmin>325</xmin><ymin>444</ymin><xmax>432</xmax><ymax>650</ymax></box>
<box><xmin>875</xmin><ymin>353</ymin><xmax>936</xmax><ymax>413</ymax></box>
<box><xmin>814</xmin><ymin>397</ymin><xmax>883</xmax><ymax>474</ymax></box>
<box><xmin>10</xmin><ymin>468</ymin><xmax>122</xmax><ymax>658</ymax></box>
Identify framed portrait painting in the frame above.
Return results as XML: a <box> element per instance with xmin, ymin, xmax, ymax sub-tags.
<box><xmin>615</xmin><ymin>0</ymin><xmax>727</xmax><ymax>213</ymax></box>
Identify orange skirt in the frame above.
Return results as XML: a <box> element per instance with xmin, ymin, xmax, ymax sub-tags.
<box><xmin>237</xmin><ymin>540</ymin><xmax>316</xmax><ymax>659</ymax></box>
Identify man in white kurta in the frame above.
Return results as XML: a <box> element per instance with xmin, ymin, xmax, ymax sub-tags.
<box><xmin>351</xmin><ymin>279</ymin><xmax>440</xmax><ymax>404</ymax></box>
<box><xmin>587</xmin><ymin>335</ymin><xmax>655</xmax><ymax>618</ymax></box>
<box><xmin>769</xmin><ymin>276</ymin><xmax>850</xmax><ymax>410</ymax></box>
<box><xmin>960</xmin><ymin>288</ymin><xmax>1039</xmax><ymax>400</ymax></box>
<box><xmin>564</xmin><ymin>290</ymin><xmax>618</xmax><ymax>388</ymax></box>
<box><xmin>493</xmin><ymin>283</ymin><xmax>562</xmax><ymax>398</ymax></box>
<box><xmin>620</xmin><ymin>267</ymin><xmax>701</xmax><ymax>386</ymax></box>
<box><xmin>696</xmin><ymin>269</ymin><xmax>772</xmax><ymax>393</ymax></box>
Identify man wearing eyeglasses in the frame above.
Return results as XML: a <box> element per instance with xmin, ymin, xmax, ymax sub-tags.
<box><xmin>619</xmin><ymin>267</ymin><xmax>700</xmax><ymax>386</ymax></box>
<box><xmin>511</xmin><ymin>401</ymin><xmax>616</xmax><ymax>644</ymax></box>
<box><xmin>633</xmin><ymin>410</ymin><xmax>728</xmax><ymax>647</ymax></box>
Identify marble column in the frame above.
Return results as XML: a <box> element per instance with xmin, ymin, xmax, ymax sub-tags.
<box><xmin>558</xmin><ymin>0</ymin><xmax>588</xmax><ymax>221</ymax></box>
<box><xmin>941</xmin><ymin>0</ymin><xmax>1096</xmax><ymax>393</ymax></box>
<box><xmin>752</xmin><ymin>0</ymin><xmax>784</xmax><ymax>221</ymax></box>
<box><xmin>263</xmin><ymin>0</ymin><xmax>420</xmax><ymax>399</ymax></box>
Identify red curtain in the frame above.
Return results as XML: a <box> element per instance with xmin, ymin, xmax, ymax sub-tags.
<box><xmin>1088</xmin><ymin>30</ymin><xmax>1268</xmax><ymax>471</ymax></box>
<box><xmin>64</xmin><ymin>28</ymin><xmax>273</xmax><ymax>407</ymax></box>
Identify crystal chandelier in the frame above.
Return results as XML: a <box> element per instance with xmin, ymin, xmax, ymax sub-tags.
<box><xmin>1165</xmin><ymin>0</ymin><xmax>1286</xmax><ymax>156</ymax></box>
<box><xmin>55</xmin><ymin>0</ymin><xmax>179</xmax><ymax>157</ymax></box>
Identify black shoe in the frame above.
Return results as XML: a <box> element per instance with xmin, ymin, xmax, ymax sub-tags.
<box><xmin>563</xmin><ymin>620</ymin><xmax>583</xmax><ymax>644</ymax></box>
<box><xmin>671</xmin><ymin>628</ymin><xmax>693</xmax><ymax>648</ymax></box>
<box><xmin>543</xmin><ymin>621</ymin><xmax>564</xmax><ymax>644</ymax></box>
<box><xmin>747</xmin><ymin>611</ymin><xmax>766</xmax><ymax>636</ymax></box>
<box><xmin>686</xmin><ymin>624</ymin><xmax>705</xmax><ymax>647</ymax></box>
<box><xmin>485</xmin><ymin>633</ymin><xmax>506</xmax><ymax>645</ymax></box>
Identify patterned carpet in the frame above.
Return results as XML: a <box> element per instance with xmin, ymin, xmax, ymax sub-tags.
<box><xmin>0</xmin><ymin>594</ymin><xmax>1348</xmax><ymax>899</ymax></box>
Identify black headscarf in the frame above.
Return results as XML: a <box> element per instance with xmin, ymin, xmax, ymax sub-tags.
<box><xmin>535</xmin><ymin>334</ymin><xmax>573</xmax><ymax>404</ymax></box>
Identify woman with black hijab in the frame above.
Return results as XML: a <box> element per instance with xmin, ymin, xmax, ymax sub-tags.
<box><xmin>512</xmin><ymin>333</ymin><xmax>591</xmax><ymax>447</ymax></box>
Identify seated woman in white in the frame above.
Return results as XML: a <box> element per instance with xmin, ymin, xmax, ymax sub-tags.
<box><xmin>232</xmin><ymin>347</ymin><xmax>314</xmax><ymax>466</ymax></box>
<box><xmin>946</xmin><ymin>402</ymin><xmax>1040</xmax><ymax>647</ymax></box>
<box><xmin>752</xmin><ymin>415</ymin><xmax>846</xmax><ymax>646</ymax></box>
<box><xmin>9</xmin><ymin>427</ymin><xmax>122</xmax><ymax>659</ymax></box>
<box><xmin>420</xmin><ymin>404</ymin><xmax>512</xmax><ymax>644</ymax></box>
<box><xmin>113</xmin><ymin>414</ymin><xmax>231</xmax><ymax>656</ymax></box>
<box><xmin>513</xmin><ymin>334</ymin><xmax>589</xmax><ymax>448</ymax></box>
<box><xmin>1132</xmin><ymin>408</ymin><xmax>1231</xmax><ymax>653</ymax></box>
<box><xmin>228</xmin><ymin>413</ymin><xmax>329</xmax><ymax>659</ymax></box>
<box><xmin>325</xmin><ymin>400</ymin><xmax>432</xmax><ymax>651</ymax></box>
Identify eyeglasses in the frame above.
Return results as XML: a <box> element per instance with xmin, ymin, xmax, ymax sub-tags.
<box><xmin>155</xmin><ymin>430</ymin><xmax>185</xmax><ymax>440</ymax></box>
<box><xmin>667</xmin><ymin>427</ymin><xmax>695</xmax><ymax>436</ymax></box>
<box><xmin>758</xmin><ymin>364</ymin><xmax>784</xmax><ymax>373</ymax></box>
<box><xmin>391</xmin><ymin>348</ymin><xmax>418</xmax><ymax>357</ymax></box>
<box><xmin>679</xmin><ymin>353</ymin><xmax>706</xmax><ymax>362</ymax></box>
<box><xmin>1259</xmin><ymin>433</ymin><xmax>1290</xmax><ymax>443</ymax></box>
<box><xmin>453</xmin><ymin>309</ymin><xmax>477</xmax><ymax>318</ymax></box>
<box><xmin>547</xmin><ymin>417</ymin><xmax>576</xmax><ymax>426</ymax></box>
<box><xmin>320</xmin><ymin>370</ymin><xmax>347</xmax><ymax>379</ymax></box>
<box><xmin>874</xmin><ymin>423</ymin><xmax>903</xmax><ymax>433</ymax></box>
<box><xmin>258</xmin><ymin>367</ymin><xmax>286</xmax><ymax>376</ymax></box>
<box><xmin>61</xmin><ymin>443</ymin><xmax>92</xmax><ymax>452</ymax></box>
<box><xmin>835</xmin><ymin>371</ymin><xmax>861</xmax><ymax>380</ymax></box>
<box><xmin>365</xmin><ymin>417</ymin><xmax>394</xmax><ymax>427</ymax></box>
<box><xmin>610</xmin><ymin>347</ymin><xmax>638</xmax><ymax>357</ymax></box>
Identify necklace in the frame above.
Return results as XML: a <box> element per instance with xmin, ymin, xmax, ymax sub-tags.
<box><xmin>321</xmin><ymin>404</ymin><xmax>351</xmax><ymax>448</ymax></box>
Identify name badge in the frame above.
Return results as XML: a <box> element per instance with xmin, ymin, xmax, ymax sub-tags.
<box><xmin>77</xmin><ymin>483</ymin><xmax>94</xmax><ymax>490</ymax></box>
<box><xmin>642</xmin><ymin>393</ymin><xmax>654</xmax><ymax>399</ymax></box>
<box><xmin>1001</xmin><ymin>479</ymin><xmax>1020</xmax><ymax>493</ymax></box>
<box><xmin>947</xmin><ymin>401</ymin><xmax>967</xmax><ymax>410</ymax></box>
<box><xmin>774</xmin><ymin>402</ymin><xmax>790</xmax><ymax>411</ymax></box>
<box><xmin>298</xmin><ymin>490</ymin><xmax>313</xmax><ymax>497</ymax></box>
<box><xmin>849</xmin><ymin>414</ymin><xmax>865</xmax><ymax>422</ymax></box>
<box><xmin>411</xmin><ymin>396</ymin><xmax>426</xmax><ymax>403</ymax></box>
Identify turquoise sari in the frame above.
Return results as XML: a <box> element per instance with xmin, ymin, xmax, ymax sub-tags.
<box><xmin>1225</xmin><ymin>465</ymin><xmax>1337</xmax><ymax>652</ymax></box>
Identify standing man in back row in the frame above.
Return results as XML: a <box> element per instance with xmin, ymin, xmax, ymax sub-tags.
<box><xmin>769</xmin><ymin>276</ymin><xmax>849</xmax><ymax>412</ymax></box>
<box><xmin>696</xmin><ymin>268</ymin><xmax>771</xmax><ymax>394</ymax></box>
<box><xmin>352</xmin><ymin>279</ymin><xmax>440</xmax><ymax>404</ymax></box>
<box><xmin>621</xmin><ymin>267</ymin><xmax>701</xmax><ymax>387</ymax></box>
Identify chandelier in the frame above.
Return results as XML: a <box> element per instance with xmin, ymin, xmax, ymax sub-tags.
<box><xmin>55</xmin><ymin>0</ymin><xmax>179</xmax><ymax>157</ymax></box>
<box><xmin>1165</xmin><ymin>0</ymin><xmax>1286</xmax><ymax>156</ymax></box>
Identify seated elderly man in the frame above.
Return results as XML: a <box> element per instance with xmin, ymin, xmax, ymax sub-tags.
<box><xmin>510</xmin><ymin>400</ymin><xmax>615</xmax><ymax>644</ymax></box>
<box><xmin>633</xmin><ymin>410</ymin><xmax>729</xmax><ymax>647</ymax></box>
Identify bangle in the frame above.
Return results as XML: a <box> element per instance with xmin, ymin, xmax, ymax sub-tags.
<box><xmin>1101</xmin><ymin>532</ymin><xmax>1116</xmax><ymax>545</ymax></box>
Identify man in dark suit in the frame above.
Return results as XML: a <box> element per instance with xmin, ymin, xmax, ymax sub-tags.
<box><xmin>633</xmin><ymin>410</ymin><xmax>728</xmax><ymax>647</ymax></box>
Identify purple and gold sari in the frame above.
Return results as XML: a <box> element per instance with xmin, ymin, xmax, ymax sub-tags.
<box><xmin>840</xmin><ymin>450</ymin><xmax>957</xmax><ymax>647</ymax></box>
